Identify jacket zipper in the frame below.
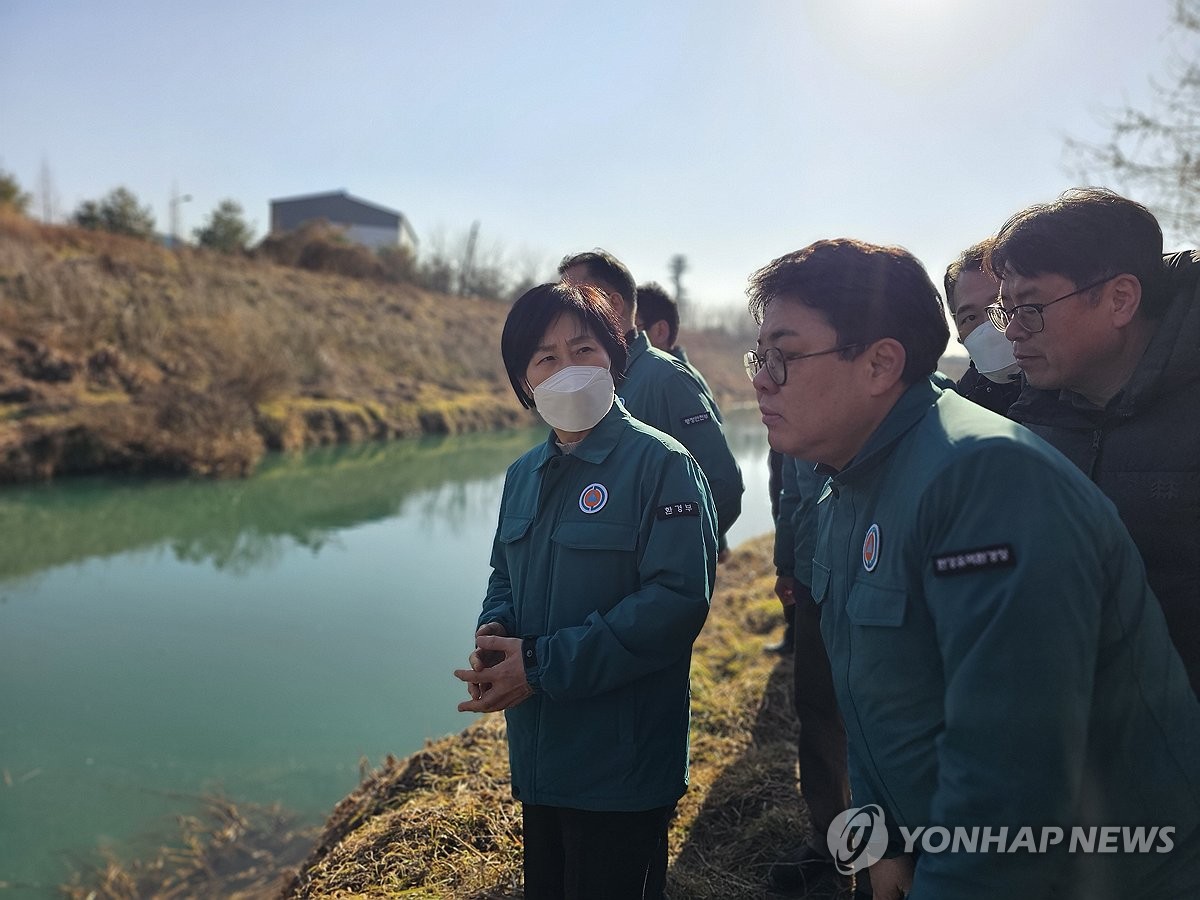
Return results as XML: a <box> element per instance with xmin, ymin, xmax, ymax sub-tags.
<box><xmin>840</xmin><ymin>486</ymin><xmax>912</xmax><ymax>840</ymax></box>
<box><xmin>1087</xmin><ymin>427</ymin><xmax>1103</xmax><ymax>481</ymax></box>
<box><xmin>529</xmin><ymin>455</ymin><xmax>575</xmax><ymax>803</ymax></box>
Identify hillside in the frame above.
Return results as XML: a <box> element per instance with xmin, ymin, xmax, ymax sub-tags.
<box><xmin>0</xmin><ymin>212</ymin><xmax>753</xmax><ymax>483</ymax></box>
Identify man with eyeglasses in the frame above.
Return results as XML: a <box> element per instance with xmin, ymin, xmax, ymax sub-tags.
<box><xmin>942</xmin><ymin>241</ymin><xmax>1022</xmax><ymax>416</ymax></box>
<box><xmin>748</xmin><ymin>237</ymin><xmax>1200</xmax><ymax>900</ymax></box>
<box><xmin>984</xmin><ymin>188</ymin><xmax>1200</xmax><ymax>699</ymax></box>
<box><xmin>744</xmin><ymin>322</ymin><xmax>860</xmax><ymax>895</ymax></box>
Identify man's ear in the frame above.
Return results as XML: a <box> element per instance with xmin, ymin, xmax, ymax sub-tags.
<box><xmin>1108</xmin><ymin>273</ymin><xmax>1143</xmax><ymax>328</ymax></box>
<box><xmin>646</xmin><ymin>319</ymin><xmax>671</xmax><ymax>350</ymax></box>
<box><xmin>609</xmin><ymin>292</ymin><xmax>627</xmax><ymax>321</ymax></box>
<box><xmin>860</xmin><ymin>338</ymin><xmax>907</xmax><ymax>396</ymax></box>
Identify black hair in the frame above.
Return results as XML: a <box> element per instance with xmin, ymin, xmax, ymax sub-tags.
<box><xmin>747</xmin><ymin>238</ymin><xmax>949</xmax><ymax>385</ymax></box>
<box><xmin>557</xmin><ymin>249</ymin><xmax>638</xmax><ymax>316</ymax></box>
<box><xmin>943</xmin><ymin>239</ymin><xmax>992</xmax><ymax>315</ymax></box>
<box><xmin>501</xmin><ymin>282</ymin><xmax>628</xmax><ymax>409</ymax></box>
<box><xmin>985</xmin><ymin>188</ymin><xmax>1166</xmax><ymax>317</ymax></box>
<box><xmin>634</xmin><ymin>281</ymin><xmax>679</xmax><ymax>346</ymax></box>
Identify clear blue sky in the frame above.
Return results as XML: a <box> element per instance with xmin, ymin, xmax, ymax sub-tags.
<box><xmin>0</xmin><ymin>0</ymin><xmax>1185</xmax><ymax>313</ymax></box>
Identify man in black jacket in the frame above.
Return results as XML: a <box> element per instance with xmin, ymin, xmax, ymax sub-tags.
<box><xmin>986</xmin><ymin>188</ymin><xmax>1200</xmax><ymax>698</ymax></box>
<box><xmin>943</xmin><ymin>241</ymin><xmax>1022</xmax><ymax>415</ymax></box>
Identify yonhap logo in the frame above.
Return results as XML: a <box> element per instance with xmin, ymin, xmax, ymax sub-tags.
<box><xmin>827</xmin><ymin>805</ymin><xmax>889</xmax><ymax>874</ymax></box>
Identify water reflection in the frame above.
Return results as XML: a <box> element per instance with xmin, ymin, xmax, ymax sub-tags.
<box><xmin>0</xmin><ymin>427</ymin><xmax>542</xmax><ymax>584</ymax></box>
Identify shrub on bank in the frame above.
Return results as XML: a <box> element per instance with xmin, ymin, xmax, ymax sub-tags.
<box><xmin>256</xmin><ymin>220</ymin><xmax>387</xmax><ymax>280</ymax></box>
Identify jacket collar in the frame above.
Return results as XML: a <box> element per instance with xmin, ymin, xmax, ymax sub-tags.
<box><xmin>531</xmin><ymin>400</ymin><xmax>628</xmax><ymax>471</ymax></box>
<box><xmin>625</xmin><ymin>330</ymin><xmax>651</xmax><ymax>373</ymax></box>
<box><xmin>829</xmin><ymin>378</ymin><xmax>941</xmax><ymax>486</ymax></box>
<box><xmin>1115</xmin><ymin>252</ymin><xmax>1200</xmax><ymax>410</ymax></box>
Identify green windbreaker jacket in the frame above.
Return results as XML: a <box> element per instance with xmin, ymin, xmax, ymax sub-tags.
<box><xmin>813</xmin><ymin>380</ymin><xmax>1200</xmax><ymax>899</ymax></box>
<box><xmin>479</xmin><ymin>401</ymin><xmax>716</xmax><ymax>811</ymax></box>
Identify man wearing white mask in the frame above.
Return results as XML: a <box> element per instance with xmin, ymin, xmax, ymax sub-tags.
<box><xmin>943</xmin><ymin>242</ymin><xmax>1022</xmax><ymax>415</ymax></box>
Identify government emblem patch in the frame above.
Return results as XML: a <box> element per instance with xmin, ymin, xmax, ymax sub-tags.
<box><xmin>579</xmin><ymin>483</ymin><xmax>608</xmax><ymax>514</ymax></box>
<box><xmin>862</xmin><ymin>523</ymin><xmax>881</xmax><ymax>572</ymax></box>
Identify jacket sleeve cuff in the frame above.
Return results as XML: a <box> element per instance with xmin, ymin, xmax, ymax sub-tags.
<box><xmin>521</xmin><ymin>636</ymin><xmax>543</xmax><ymax>692</ymax></box>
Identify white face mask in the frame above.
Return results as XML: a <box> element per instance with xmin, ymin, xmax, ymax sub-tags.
<box><xmin>963</xmin><ymin>325</ymin><xmax>1021</xmax><ymax>384</ymax></box>
<box><xmin>532</xmin><ymin>366</ymin><xmax>615</xmax><ymax>433</ymax></box>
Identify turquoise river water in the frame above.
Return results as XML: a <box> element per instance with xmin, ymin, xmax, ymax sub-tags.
<box><xmin>0</xmin><ymin>408</ymin><xmax>775</xmax><ymax>895</ymax></box>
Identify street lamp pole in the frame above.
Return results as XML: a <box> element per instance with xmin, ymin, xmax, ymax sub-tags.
<box><xmin>169</xmin><ymin>185</ymin><xmax>192</xmax><ymax>248</ymax></box>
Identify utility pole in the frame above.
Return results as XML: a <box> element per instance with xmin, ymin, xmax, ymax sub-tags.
<box><xmin>38</xmin><ymin>157</ymin><xmax>57</xmax><ymax>223</ymax></box>
<box><xmin>668</xmin><ymin>254</ymin><xmax>689</xmax><ymax>323</ymax></box>
<box><xmin>169</xmin><ymin>184</ymin><xmax>192</xmax><ymax>248</ymax></box>
<box><xmin>459</xmin><ymin>220</ymin><xmax>480</xmax><ymax>295</ymax></box>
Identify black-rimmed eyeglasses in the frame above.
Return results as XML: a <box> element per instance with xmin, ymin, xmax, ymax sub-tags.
<box><xmin>744</xmin><ymin>344</ymin><xmax>862</xmax><ymax>386</ymax></box>
<box><xmin>986</xmin><ymin>275</ymin><xmax>1116</xmax><ymax>334</ymax></box>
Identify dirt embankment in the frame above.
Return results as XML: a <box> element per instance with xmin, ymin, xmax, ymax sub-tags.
<box><xmin>279</xmin><ymin>536</ymin><xmax>818</xmax><ymax>900</ymax></box>
<box><xmin>0</xmin><ymin>212</ymin><xmax>754</xmax><ymax>483</ymax></box>
<box><xmin>0</xmin><ymin>213</ymin><xmax>516</xmax><ymax>481</ymax></box>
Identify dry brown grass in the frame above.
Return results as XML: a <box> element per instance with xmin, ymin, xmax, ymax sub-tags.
<box><xmin>0</xmin><ymin>211</ymin><xmax>531</xmax><ymax>480</ymax></box>
<box><xmin>0</xmin><ymin>210</ymin><xmax>756</xmax><ymax>481</ymax></box>
<box><xmin>59</xmin><ymin>796</ymin><xmax>320</xmax><ymax>900</ymax></box>
<box><xmin>676</xmin><ymin>329</ymin><xmax>758</xmax><ymax>412</ymax></box>
<box><xmin>278</xmin><ymin>535</ymin><xmax>841</xmax><ymax>900</ymax></box>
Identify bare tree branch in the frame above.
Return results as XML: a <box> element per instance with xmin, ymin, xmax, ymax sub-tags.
<box><xmin>1065</xmin><ymin>0</ymin><xmax>1200</xmax><ymax>242</ymax></box>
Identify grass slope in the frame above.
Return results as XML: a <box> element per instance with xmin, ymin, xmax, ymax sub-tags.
<box><xmin>279</xmin><ymin>535</ymin><xmax>838</xmax><ymax>899</ymax></box>
<box><xmin>0</xmin><ymin>212</ymin><xmax>753</xmax><ymax>483</ymax></box>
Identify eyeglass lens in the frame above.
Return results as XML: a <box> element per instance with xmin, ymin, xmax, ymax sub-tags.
<box><xmin>990</xmin><ymin>306</ymin><xmax>1043</xmax><ymax>333</ymax></box>
<box><xmin>744</xmin><ymin>349</ymin><xmax>786</xmax><ymax>384</ymax></box>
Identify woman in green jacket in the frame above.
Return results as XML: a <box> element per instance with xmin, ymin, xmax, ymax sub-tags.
<box><xmin>455</xmin><ymin>282</ymin><xmax>717</xmax><ymax>900</ymax></box>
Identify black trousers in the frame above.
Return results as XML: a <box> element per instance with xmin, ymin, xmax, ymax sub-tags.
<box><xmin>792</xmin><ymin>590</ymin><xmax>850</xmax><ymax>845</ymax></box>
<box><xmin>522</xmin><ymin>802</ymin><xmax>676</xmax><ymax>900</ymax></box>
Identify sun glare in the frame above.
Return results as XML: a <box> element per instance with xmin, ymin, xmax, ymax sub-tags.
<box><xmin>801</xmin><ymin>0</ymin><xmax>1032</xmax><ymax>91</ymax></box>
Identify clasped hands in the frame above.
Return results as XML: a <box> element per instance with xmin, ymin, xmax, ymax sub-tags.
<box><xmin>454</xmin><ymin>622</ymin><xmax>534</xmax><ymax>713</ymax></box>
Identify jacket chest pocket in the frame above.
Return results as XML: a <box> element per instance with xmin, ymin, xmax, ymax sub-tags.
<box><xmin>549</xmin><ymin>521</ymin><xmax>640</xmax><ymax>618</ymax></box>
<box><xmin>499</xmin><ymin>515</ymin><xmax>533</xmax><ymax>545</ymax></box>
<box><xmin>550</xmin><ymin>520</ymin><xmax>639</xmax><ymax>552</ymax></box>
<box><xmin>846</xmin><ymin>581</ymin><xmax>907</xmax><ymax>628</ymax></box>
<box><xmin>844</xmin><ymin>581</ymin><xmax>914</xmax><ymax>687</ymax></box>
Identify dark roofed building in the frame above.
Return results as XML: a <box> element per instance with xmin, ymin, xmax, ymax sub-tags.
<box><xmin>269</xmin><ymin>190</ymin><xmax>418</xmax><ymax>253</ymax></box>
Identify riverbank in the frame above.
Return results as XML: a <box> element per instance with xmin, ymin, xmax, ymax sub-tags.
<box><xmin>0</xmin><ymin>211</ymin><xmax>753</xmax><ymax>483</ymax></box>
<box><xmin>62</xmin><ymin>534</ymin><xmax>839</xmax><ymax>899</ymax></box>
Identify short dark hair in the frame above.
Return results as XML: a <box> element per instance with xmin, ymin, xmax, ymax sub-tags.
<box><xmin>501</xmin><ymin>282</ymin><xmax>628</xmax><ymax>409</ymax></box>
<box><xmin>747</xmin><ymin>238</ymin><xmax>949</xmax><ymax>385</ymax></box>
<box><xmin>985</xmin><ymin>188</ymin><xmax>1166</xmax><ymax>317</ymax></box>
<box><xmin>634</xmin><ymin>281</ymin><xmax>679</xmax><ymax>346</ymax></box>
<box><xmin>943</xmin><ymin>240</ymin><xmax>992</xmax><ymax>315</ymax></box>
<box><xmin>557</xmin><ymin>249</ymin><xmax>638</xmax><ymax>315</ymax></box>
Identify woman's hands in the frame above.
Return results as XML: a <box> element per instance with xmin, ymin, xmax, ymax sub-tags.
<box><xmin>455</xmin><ymin>624</ymin><xmax>535</xmax><ymax>713</ymax></box>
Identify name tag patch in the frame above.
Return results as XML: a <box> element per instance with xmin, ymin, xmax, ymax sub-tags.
<box><xmin>657</xmin><ymin>501</ymin><xmax>700</xmax><ymax>520</ymax></box>
<box><xmin>681</xmin><ymin>412</ymin><xmax>711</xmax><ymax>427</ymax></box>
<box><xmin>932</xmin><ymin>544</ymin><xmax>1016</xmax><ymax>576</ymax></box>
